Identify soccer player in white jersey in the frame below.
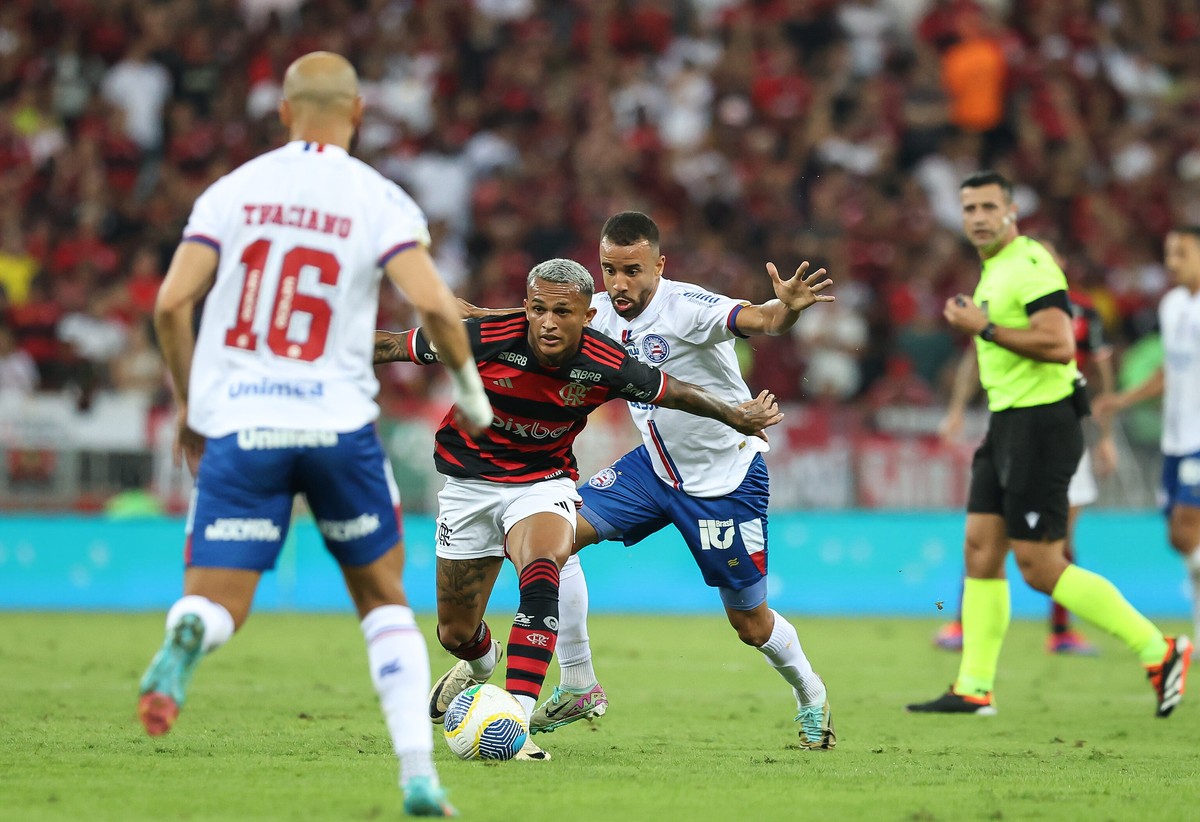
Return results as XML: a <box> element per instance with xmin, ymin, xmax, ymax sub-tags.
<box><xmin>1097</xmin><ymin>226</ymin><xmax>1200</xmax><ymax>659</ymax></box>
<box><xmin>468</xmin><ymin>212</ymin><xmax>838</xmax><ymax>748</ymax></box>
<box><xmin>136</xmin><ymin>52</ymin><xmax>490</xmax><ymax>818</ymax></box>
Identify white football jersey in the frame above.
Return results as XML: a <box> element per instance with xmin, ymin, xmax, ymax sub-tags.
<box><xmin>1159</xmin><ymin>285</ymin><xmax>1200</xmax><ymax>455</ymax></box>
<box><xmin>182</xmin><ymin>141</ymin><xmax>430</xmax><ymax>437</ymax></box>
<box><xmin>590</xmin><ymin>277</ymin><xmax>766</xmax><ymax>497</ymax></box>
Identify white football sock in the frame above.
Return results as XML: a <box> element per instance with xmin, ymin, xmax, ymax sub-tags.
<box><xmin>466</xmin><ymin>640</ymin><xmax>499</xmax><ymax>679</ymax></box>
<box><xmin>515</xmin><ymin>694</ymin><xmax>535</xmax><ymax>722</ymax></box>
<box><xmin>361</xmin><ymin>605</ymin><xmax>435</xmax><ymax>782</ymax></box>
<box><xmin>757</xmin><ymin>610</ymin><xmax>826</xmax><ymax>708</ymax></box>
<box><xmin>166</xmin><ymin>595</ymin><xmax>234</xmax><ymax>654</ymax></box>
<box><xmin>555</xmin><ymin>554</ymin><xmax>598</xmax><ymax>690</ymax></box>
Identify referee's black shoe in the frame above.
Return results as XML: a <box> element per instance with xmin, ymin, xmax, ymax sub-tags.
<box><xmin>1147</xmin><ymin>636</ymin><xmax>1191</xmax><ymax>718</ymax></box>
<box><xmin>906</xmin><ymin>686</ymin><xmax>996</xmax><ymax>716</ymax></box>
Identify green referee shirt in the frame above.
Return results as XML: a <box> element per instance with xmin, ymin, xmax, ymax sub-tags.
<box><xmin>973</xmin><ymin>236</ymin><xmax>1076</xmax><ymax>411</ymax></box>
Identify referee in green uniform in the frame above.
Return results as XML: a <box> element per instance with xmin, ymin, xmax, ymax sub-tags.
<box><xmin>907</xmin><ymin>171</ymin><xmax>1190</xmax><ymax>717</ymax></box>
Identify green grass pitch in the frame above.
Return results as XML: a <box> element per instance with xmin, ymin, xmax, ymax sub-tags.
<box><xmin>3</xmin><ymin>612</ymin><xmax>1197</xmax><ymax>821</ymax></box>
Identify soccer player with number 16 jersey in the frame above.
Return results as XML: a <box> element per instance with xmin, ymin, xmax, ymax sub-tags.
<box><xmin>137</xmin><ymin>51</ymin><xmax>491</xmax><ymax>817</ymax></box>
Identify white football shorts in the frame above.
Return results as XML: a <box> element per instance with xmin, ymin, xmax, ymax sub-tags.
<box><xmin>434</xmin><ymin>476</ymin><xmax>580</xmax><ymax>561</ymax></box>
<box><xmin>1067</xmin><ymin>448</ymin><xmax>1099</xmax><ymax>508</ymax></box>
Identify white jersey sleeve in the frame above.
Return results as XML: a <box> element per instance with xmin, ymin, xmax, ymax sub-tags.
<box><xmin>182</xmin><ymin>174</ymin><xmax>236</xmax><ymax>253</ymax></box>
<box><xmin>669</xmin><ymin>285</ymin><xmax>750</xmax><ymax>345</ymax></box>
<box><xmin>375</xmin><ymin>181</ymin><xmax>432</xmax><ymax>267</ymax></box>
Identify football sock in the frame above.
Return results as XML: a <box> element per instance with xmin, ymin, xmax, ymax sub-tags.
<box><xmin>1051</xmin><ymin>538</ymin><xmax>1076</xmax><ymax>634</ymax></box>
<box><xmin>361</xmin><ymin>605</ymin><xmax>435</xmax><ymax>782</ymax></box>
<box><xmin>555</xmin><ymin>554</ymin><xmax>598</xmax><ymax>690</ymax></box>
<box><xmin>1050</xmin><ymin>601</ymin><xmax>1070</xmax><ymax>635</ymax></box>
<box><xmin>466</xmin><ymin>639</ymin><xmax>500</xmax><ymax>680</ymax></box>
<box><xmin>955</xmin><ymin>577</ymin><xmax>1009</xmax><ymax>696</ymax></box>
<box><xmin>442</xmin><ymin>621</ymin><xmax>498</xmax><ymax>679</ymax></box>
<box><xmin>166</xmin><ymin>595</ymin><xmax>234</xmax><ymax>654</ymax></box>
<box><xmin>507</xmin><ymin>558</ymin><xmax>560</xmax><ymax>713</ymax></box>
<box><xmin>757</xmin><ymin>610</ymin><xmax>826</xmax><ymax>708</ymax></box>
<box><xmin>1050</xmin><ymin>564</ymin><xmax>1167</xmax><ymax>665</ymax></box>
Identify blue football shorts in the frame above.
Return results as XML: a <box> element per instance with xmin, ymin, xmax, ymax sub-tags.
<box><xmin>1162</xmin><ymin>450</ymin><xmax>1200</xmax><ymax>516</ymax></box>
<box><xmin>578</xmin><ymin>446</ymin><xmax>769</xmax><ymax>610</ymax></box>
<box><xmin>185</xmin><ymin>423</ymin><xmax>401</xmax><ymax>571</ymax></box>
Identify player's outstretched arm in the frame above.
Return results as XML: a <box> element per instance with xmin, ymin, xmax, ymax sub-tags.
<box><xmin>373</xmin><ymin>331</ymin><xmax>412</xmax><ymax>364</ymax></box>
<box><xmin>732</xmin><ymin>261</ymin><xmax>834</xmax><ymax>337</ymax></box>
<box><xmin>155</xmin><ymin>240</ymin><xmax>219</xmax><ymax>475</ymax></box>
<box><xmin>1093</xmin><ymin>365</ymin><xmax>1165</xmax><ymax>420</ymax></box>
<box><xmin>657</xmin><ymin>377</ymin><xmax>783</xmax><ymax>438</ymax></box>
<box><xmin>384</xmin><ymin>246</ymin><xmax>491</xmax><ymax>432</ymax></box>
<box><xmin>384</xmin><ymin>246</ymin><xmax>474</xmax><ymax>369</ymax></box>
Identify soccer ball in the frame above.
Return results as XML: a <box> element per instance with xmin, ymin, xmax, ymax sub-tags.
<box><xmin>442</xmin><ymin>684</ymin><xmax>529</xmax><ymax>761</ymax></box>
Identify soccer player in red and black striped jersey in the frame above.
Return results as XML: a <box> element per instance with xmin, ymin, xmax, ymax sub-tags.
<box><xmin>374</xmin><ymin>258</ymin><xmax>782</xmax><ymax>759</ymax></box>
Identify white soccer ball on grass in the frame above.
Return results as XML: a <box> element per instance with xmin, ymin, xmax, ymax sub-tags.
<box><xmin>442</xmin><ymin>683</ymin><xmax>528</xmax><ymax>761</ymax></box>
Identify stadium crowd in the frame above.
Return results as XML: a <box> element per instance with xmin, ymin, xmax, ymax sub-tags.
<box><xmin>1</xmin><ymin>0</ymin><xmax>1198</xmax><ymax>410</ymax></box>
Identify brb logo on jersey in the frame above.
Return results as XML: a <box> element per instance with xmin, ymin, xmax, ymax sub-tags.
<box><xmin>588</xmin><ymin>468</ymin><xmax>618</xmax><ymax>489</ymax></box>
<box><xmin>559</xmin><ymin>382</ymin><xmax>591</xmax><ymax>407</ymax></box>
<box><xmin>642</xmin><ymin>334</ymin><xmax>670</xmax><ymax>363</ymax></box>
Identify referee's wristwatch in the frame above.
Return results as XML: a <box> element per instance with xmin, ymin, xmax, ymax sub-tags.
<box><xmin>978</xmin><ymin>322</ymin><xmax>997</xmax><ymax>342</ymax></box>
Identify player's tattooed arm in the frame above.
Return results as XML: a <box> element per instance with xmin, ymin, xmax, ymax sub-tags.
<box><xmin>657</xmin><ymin>377</ymin><xmax>783</xmax><ymax>439</ymax></box>
<box><xmin>373</xmin><ymin>330</ymin><xmax>411</xmax><ymax>364</ymax></box>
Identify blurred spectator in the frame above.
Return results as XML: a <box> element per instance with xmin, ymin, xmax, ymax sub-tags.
<box><xmin>863</xmin><ymin>355</ymin><xmax>937</xmax><ymax>410</ymax></box>
<box><xmin>939</xmin><ymin>7</ymin><xmax>1007</xmax><ymax>134</ymax></box>
<box><xmin>0</xmin><ymin>0</ymin><xmax>1195</xmax><ymax>415</ymax></box>
<box><xmin>110</xmin><ymin>319</ymin><xmax>164</xmax><ymax>404</ymax></box>
<box><xmin>0</xmin><ymin>219</ymin><xmax>37</xmax><ymax>306</ymax></box>
<box><xmin>115</xmin><ymin>246</ymin><xmax>164</xmax><ymax>321</ymax></box>
<box><xmin>11</xmin><ymin>82</ymin><xmax>68</xmax><ymax>169</ymax></box>
<box><xmin>791</xmin><ymin>283</ymin><xmax>871</xmax><ymax>401</ymax></box>
<box><xmin>58</xmin><ymin>295</ymin><xmax>127</xmax><ymax>372</ymax></box>
<box><xmin>101</xmin><ymin>39</ymin><xmax>172</xmax><ymax>151</ymax></box>
<box><xmin>0</xmin><ymin>323</ymin><xmax>37</xmax><ymax>396</ymax></box>
<box><xmin>51</xmin><ymin>29</ymin><xmax>105</xmax><ymax>123</ymax></box>
<box><xmin>7</xmin><ymin>279</ymin><xmax>61</xmax><ymax>385</ymax></box>
<box><xmin>837</xmin><ymin>0</ymin><xmax>897</xmax><ymax>77</ymax></box>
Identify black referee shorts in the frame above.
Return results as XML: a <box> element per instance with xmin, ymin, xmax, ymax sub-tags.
<box><xmin>966</xmin><ymin>397</ymin><xmax>1084</xmax><ymax>541</ymax></box>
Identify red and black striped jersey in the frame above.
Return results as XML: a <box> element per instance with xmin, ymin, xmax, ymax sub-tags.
<box><xmin>401</xmin><ymin>312</ymin><xmax>668</xmax><ymax>483</ymax></box>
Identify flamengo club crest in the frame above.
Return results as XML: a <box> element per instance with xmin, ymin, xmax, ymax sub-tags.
<box><xmin>559</xmin><ymin>382</ymin><xmax>591</xmax><ymax>407</ymax></box>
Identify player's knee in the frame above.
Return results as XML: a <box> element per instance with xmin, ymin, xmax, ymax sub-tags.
<box><xmin>344</xmin><ymin>575</ymin><xmax>404</xmax><ymax>618</ymax></box>
<box><xmin>436</xmin><ymin>620</ymin><xmax>478</xmax><ymax>652</ymax></box>
<box><xmin>1018</xmin><ymin>566</ymin><xmax>1055</xmax><ymax>594</ymax></box>
<box><xmin>963</xmin><ymin>530</ymin><xmax>992</xmax><ymax>558</ymax></box>
<box><xmin>728</xmin><ymin>611</ymin><xmax>772</xmax><ymax>646</ymax></box>
<box><xmin>1167</xmin><ymin>523</ymin><xmax>1198</xmax><ymax>555</ymax></box>
<box><xmin>1012</xmin><ymin>551</ymin><xmax>1058</xmax><ymax>594</ymax></box>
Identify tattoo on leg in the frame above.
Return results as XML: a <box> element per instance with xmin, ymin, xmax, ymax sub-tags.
<box><xmin>436</xmin><ymin>557</ymin><xmax>501</xmax><ymax>616</ymax></box>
